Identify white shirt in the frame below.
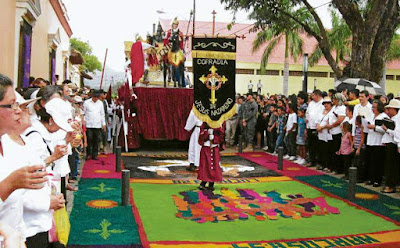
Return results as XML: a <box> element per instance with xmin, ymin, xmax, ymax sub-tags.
<box><xmin>257</xmin><ymin>82</ymin><xmax>263</xmax><ymax>89</ymax></box>
<box><xmin>184</xmin><ymin>110</ymin><xmax>203</xmax><ymax>166</ymax></box>
<box><xmin>248</xmin><ymin>82</ymin><xmax>253</xmax><ymax>90</ymax></box>
<box><xmin>316</xmin><ymin>110</ymin><xmax>333</xmax><ymax>142</ymax></box>
<box><xmin>286</xmin><ymin>112</ymin><xmax>297</xmax><ymax>133</ymax></box>
<box><xmin>330</xmin><ymin>105</ymin><xmax>346</xmax><ymax>135</ymax></box>
<box><xmin>84</xmin><ymin>98</ymin><xmax>106</xmax><ymax>128</ymax></box>
<box><xmin>367</xmin><ymin>112</ymin><xmax>388</xmax><ymax>146</ymax></box>
<box><xmin>18</xmin><ymin>130</ymin><xmax>53</xmax><ymax>238</ymax></box>
<box><xmin>382</xmin><ymin>113</ymin><xmax>400</xmax><ymax>145</ymax></box>
<box><xmin>0</xmin><ymin>134</ymin><xmax>30</xmax><ymax>238</ymax></box>
<box><xmin>306</xmin><ymin>99</ymin><xmax>324</xmax><ymax>129</ymax></box>
<box><xmin>353</xmin><ymin>102</ymin><xmax>373</xmax><ymax>135</ymax></box>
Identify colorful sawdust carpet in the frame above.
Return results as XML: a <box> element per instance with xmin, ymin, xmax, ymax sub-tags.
<box><xmin>130</xmin><ymin>177</ymin><xmax>400</xmax><ymax>248</ymax></box>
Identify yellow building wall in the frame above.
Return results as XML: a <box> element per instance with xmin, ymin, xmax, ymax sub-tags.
<box><xmin>31</xmin><ymin>0</ymin><xmax>70</xmax><ymax>82</ymax></box>
<box><xmin>31</xmin><ymin>0</ymin><xmax>51</xmax><ymax>79</ymax></box>
<box><xmin>234</xmin><ymin>62</ymin><xmax>400</xmax><ymax>96</ymax></box>
<box><xmin>0</xmin><ymin>0</ymin><xmax>16</xmax><ymax>80</ymax></box>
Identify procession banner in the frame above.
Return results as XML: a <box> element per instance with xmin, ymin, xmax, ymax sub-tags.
<box><xmin>192</xmin><ymin>37</ymin><xmax>236</xmax><ymax>128</ymax></box>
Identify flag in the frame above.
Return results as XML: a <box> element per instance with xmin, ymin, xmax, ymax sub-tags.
<box><xmin>130</xmin><ymin>41</ymin><xmax>144</xmax><ymax>85</ymax></box>
<box><xmin>106</xmin><ymin>84</ymin><xmax>112</xmax><ymax>104</ymax></box>
<box><xmin>192</xmin><ymin>37</ymin><xmax>237</xmax><ymax>128</ymax></box>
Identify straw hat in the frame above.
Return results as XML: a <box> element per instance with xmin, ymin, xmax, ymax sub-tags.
<box><xmin>385</xmin><ymin>99</ymin><xmax>400</xmax><ymax>109</ymax></box>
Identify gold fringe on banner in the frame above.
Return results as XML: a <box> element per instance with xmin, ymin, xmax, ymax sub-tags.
<box><xmin>192</xmin><ymin>104</ymin><xmax>237</xmax><ymax>128</ymax></box>
<box><xmin>192</xmin><ymin>51</ymin><xmax>236</xmax><ymax>60</ymax></box>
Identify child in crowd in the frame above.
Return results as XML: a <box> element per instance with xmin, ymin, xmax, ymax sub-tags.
<box><xmin>352</xmin><ymin>115</ymin><xmax>365</xmax><ymax>181</ymax></box>
<box><xmin>337</xmin><ymin>121</ymin><xmax>353</xmax><ymax>179</ymax></box>
<box><xmin>197</xmin><ymin>122</ymin><xmax>224</xmax><ymax>191</ymax></box>
<box><xmin>284</xmin><ymin>104</ymin><xmax>297</xmax><ymax>160</ymax></box>
<box><xmin>266</xmin><ymin>105</ymin><xmax>278</xmax><ymax>153</ymax></box>
<box><xmin>296</xmin><ymin>108</ymin><xmax>307</xmax><ymax>165</ymax></box>
<box><xmin>274</xmin><ymin>106</ymin><xmax>287</xmax><ymax>154</ymax></box>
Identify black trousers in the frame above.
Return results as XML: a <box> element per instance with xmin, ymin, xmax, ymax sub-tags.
<box><xmin>384</xmin><ymin>143</ymin><xmax>400</xmax><ymax>188</ymax></box>
<box><xmin>307</xmin><ymin>129</ymin><xmax>319</xmax><ymax>165</ymax></box>
<box><xmin>26</xmin><ymin>231</ymin><xmax>49</xmax><ymax>248</ymax></box>
<box><xmin>352</xmin><ymin>148</ymin><xmax>367</xmax><ymax>181</ymax></box>
<box><xmin>267</xmin><ymin>128</ymin><xmax>277</xmax><ymax>153</ymax></box>
<box><xmin>86</xmin><ymin>128</ymin><xmax>102</xmax><ymax>159</ymax></box>
<box><xmin>319</xmin><ymin>140</ymin><xmax>333</xmax><ymax>168</ymax></box>
<box><xmin>330</xmin><ymin>134</ymin><xmax>342</xmax><ymax>172</ymax></box>
<box><xmin>68</xmin><ymin>150</ymin><xmax>77</xmax><ymax>180</ymax></box>
<box><xmin>341</xmin><ymin>153</ymin><xmax>353</xmax><ymax>176</ymax></box>
<box><xmin>367</xmin><ymin>146</ymin><xmax>385</xmax><ymax>184</ymax></box>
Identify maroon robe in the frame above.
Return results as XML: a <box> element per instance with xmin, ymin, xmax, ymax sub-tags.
<box><xmin>197</xmin><ymin>123</ymin><xmax>224</xmax><ymax>182</ymax></box>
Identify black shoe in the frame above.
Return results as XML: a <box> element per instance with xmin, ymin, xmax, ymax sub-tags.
<box><xmin>186</xmin><ymin>164</ymin><xmax>196</xmax><ymax>172</ymax></box>
<box><xmin>365</xmin><ymin>181</ymin><xmax>373</xmax><ymax>186</ymax></box>
<box><xmin>198</xmin><ymin>185</ymin><xmax>207</xmax><ymax>191</ymax></box>
<box><xmin>207</xmin><ymin>186</ymin><xmax>215</xmax><ymax>191</ymax></box>
<box><xmin>316</xmin><ymin>166</ymin><xmax>324</xmax><ymax>170</ymax></box>
<box><xmin>373</xmin><ymin>182</ymin><xmax>381</xmax><ymax>188</ymax></box>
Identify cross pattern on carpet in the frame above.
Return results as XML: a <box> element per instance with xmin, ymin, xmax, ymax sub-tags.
<box><xmin>320</xmin><ymin>179</ymin><xmax>345</xmax><ymax>188</ymax></box>
<box><xmin>84</xmin><ymin>219</ymin><xmax>126</xmax><ymax>240</ymax></box>
<box><xmin>383</xmin><ymin>204</ymin><xmax>400</xmax><ymax>215</ymax></box>
<box><xmin>89</xmin><ymin>182</ymin><xmax>116</xmax><ymax>193</ymax></box>
<box><xmin>172</xmin><ymin>188</ymin><xmax>340</xmax><ymax>223</ymax></box>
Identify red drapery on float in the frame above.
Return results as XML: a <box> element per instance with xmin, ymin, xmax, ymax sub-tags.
<box><xmin>118</xmin><ymin>87</ymin><xmax>193</xmax><ymax>149</ymax></box>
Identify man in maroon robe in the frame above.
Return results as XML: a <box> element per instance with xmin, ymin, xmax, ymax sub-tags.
<box><xmin>197</xmin><ymin>122</ymin><xmax>224</xmax><ymax>191</ymax></box>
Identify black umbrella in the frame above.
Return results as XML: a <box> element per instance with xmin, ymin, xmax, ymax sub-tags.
<box><xmin>334</xmin><ymin>78</ymin><xmax>385</xmax><ymax>95</ymax></box>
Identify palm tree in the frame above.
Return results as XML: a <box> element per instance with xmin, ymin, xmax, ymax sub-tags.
<box><xmin>252</xmin><ymin>19</ymin><xmax>304</xmax><ymax>96</ymax></box>
<box><xmin>309</xmin><ymin>10</ymin><xmax>351</xmax><ymax>79</ymax></box>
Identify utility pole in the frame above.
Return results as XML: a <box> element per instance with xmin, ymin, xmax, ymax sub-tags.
<box><xmin>100</xmin><ymin>48</ymin><xmax>108</xmax><ymax>89</ymax></box>
<box><xmin>212</xmin><ymin>10</ymin><xmax>217</xmax><ymax>36</ymax></box>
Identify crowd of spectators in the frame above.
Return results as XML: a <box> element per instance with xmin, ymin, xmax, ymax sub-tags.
<box><xmin>227</xmin><ymin>87</ymin><xmax>400</xmax><ymax>194</ymax></box>
<box><xmin>0</xmin><ymin>74</ymin><xmax>112</xmax><ymax>247</ymax></box>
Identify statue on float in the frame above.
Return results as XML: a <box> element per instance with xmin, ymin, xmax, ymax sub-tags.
<box><xmin>162</xmin><ymin>18</ymin><xmax>186</xmax><ymax>87</ymax></box>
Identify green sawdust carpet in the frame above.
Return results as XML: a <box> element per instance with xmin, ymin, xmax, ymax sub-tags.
<box><xmin>69</xmin><ymin>178</ymin><xmax>140</xmax><ymax>246</ymax></box>
<box><xmin>130</xmin><ymin>178</ymin><xmax>400</xmax><ymax>247</ymax></box>
<box><xmin>296</xmin><ymin>175</ymin><xmax>400</xmax><ymax>223</ymax></box>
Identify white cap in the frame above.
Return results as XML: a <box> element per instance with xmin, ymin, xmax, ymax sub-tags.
<box><xmin>45</xmin><ymin>98</ymin><xmax>73</xmax><ymax>132</ymax></box>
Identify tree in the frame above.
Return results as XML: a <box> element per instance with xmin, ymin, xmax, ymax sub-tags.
<box><xmin>252</xmin><ymin>11</ymin><xmax>304</xmax><ymax>95</ymax></box>
<box><xmin>70</xmin><ymin>38</ymin><xmax>102</xmax><ymax>73</ymax></box>
<box><xmin>221</xmin><ymin>0</ymin><xmax>400</xmax><ymax>84</ymax></box>
<box><xmin>309</xmin><ymin>10</ymin><xmax>351</xmax><ymax>70</ymax></box>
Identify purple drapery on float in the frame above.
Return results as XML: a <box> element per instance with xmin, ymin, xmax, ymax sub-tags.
<box><xmin>23</xmin><ymin>34</ymin><xmax>32</xmax><ymax>87</ymax></box>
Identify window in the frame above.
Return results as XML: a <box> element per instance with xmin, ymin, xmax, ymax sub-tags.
<box><xmin>288</xmin><ymin>71</ymin><xmax>303</xmax><ymax>76</ymax></box>
<box><xmin>236</xmin><ymin>69</ymin><xmax>254</xmax><ymax>75</ymax></box>
<box><xmin>18</xmin><ymin>20</ymin><xmax>33</xmax><ymax>88</ymax></box>
<box><xmin>256</xmin><ymin>69</ymin><xmax>280</xmax><ymax>75</ymax></box>
<box><xmin>49</xmin><ymin>49</ymin><xmax>56</xmax><ymax>84</ymax></box>
<box><xmin>308</xmin><ymin>71</ymin><xmax>328</xmax><ymax>78</ymax></box>
<box><xmin>386</xmin><ymin>75</ymin><xmax>395</xmax><ymax>80</ymax></box>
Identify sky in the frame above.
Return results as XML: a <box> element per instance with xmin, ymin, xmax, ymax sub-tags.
<box><xmin>63</xmin><ymin>0</ymin><xmax>331</xmax><ymax>75</ymax></box>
